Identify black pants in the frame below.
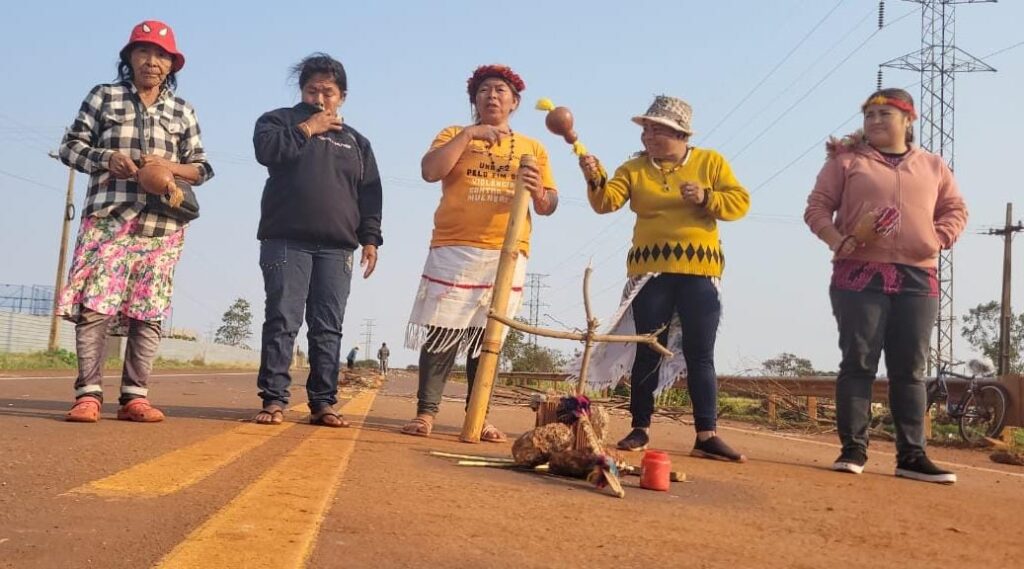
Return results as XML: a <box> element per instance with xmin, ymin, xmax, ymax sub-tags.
<box><xmin>630</xmin><ymin>274</ymin><xmax>721</xmax><ymax>431</ymax></box>
<box><xmin>415</xmin><ymin>327</ymin><xmax>482</xmax><ymax>416</ymax></box>
<box><xmin>830</xmin><ymin>289</ymin><xmax>937</xmax><ymax>459</ymax></box>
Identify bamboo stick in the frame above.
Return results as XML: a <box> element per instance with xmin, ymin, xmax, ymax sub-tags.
<box><xmin>456</xmin><ymin>460</ymin><xmax>521</xmax><ymax>468</ymax></box>
<box><xmin>461</xmin><ymin>154</ymin><xmax>537</xmax><ymax>443</ymax></box>
<box><xmin>428</xmin><ymin>451</ymin><xmax>514</xmax><ymax>463</ymax></box>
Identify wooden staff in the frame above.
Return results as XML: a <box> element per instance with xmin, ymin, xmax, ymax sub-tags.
<box><xmin>460</xmin><ymin>154</ymin><xmax>537</xmax><ymax>443</ymax></box>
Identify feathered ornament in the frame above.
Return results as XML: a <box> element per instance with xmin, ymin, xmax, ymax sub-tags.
<box><xmin>536</xmin><ymin>98</ymin><xmax>588</xmax><ymax>156</ymax></box>
<box><xmin>555</xmin><ymin>394</ymin><xmax>591</xmax><ymax>425</ymax></box>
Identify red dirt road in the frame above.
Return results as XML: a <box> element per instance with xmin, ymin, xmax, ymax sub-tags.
<box><xmin>0</xmin><ymin>370</ymin><xmax>1022</xmax><ymax>568</ymax></box>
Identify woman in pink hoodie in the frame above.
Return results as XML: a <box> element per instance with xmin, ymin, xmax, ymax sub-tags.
<box><xmin>805</xmin><ymin>88</ymin><xmax>967</xmax><ymax>484</ymax></box>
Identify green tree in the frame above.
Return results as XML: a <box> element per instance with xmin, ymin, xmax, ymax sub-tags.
<box><xmin>511</xmin><ymin>343</ymin><xmax>567</xmax><ymax>372</ymax></box>
<box><xmin>960</xmin><ymin>301</ymin><xmax>1024</xmax><ymax>373</ymax></box>
<box><xmin>761</xmin><ymin>352</ymin><xmax>817</xmax><ymax>376</ymax></box>
<box><xmin>214</xmin><ymin>298</ymin><xmax>253</xmax><ymax>347</ymax></box>
<box><xmin>500</xmin><ymin>320</ymin><xmax>528</xmax><ymax>371</ymax></box>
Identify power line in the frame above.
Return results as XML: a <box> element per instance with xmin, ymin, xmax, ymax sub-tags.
<box><xmin>0</xmin><ymin>167</ymin><xmax>65</xmax><ymax>194</ymax></box>
<box><xmin>714</xmin><ymin>5</ymin><xmax>878</xmax><ymax>152</ymax></box>
<box><xmin>730</xmin><ymin>8</ymin><xmax>918</xmax><ymax>162</ymax></box>
<box><xmin>703</xmin><ymin>0</ymin><xmax>845</xmax><ymax>144</ymax></box>
<box><xmin>983</xmin><ymin>39</ymin><xmax>1024</xmax><ymax>59</ymax></box>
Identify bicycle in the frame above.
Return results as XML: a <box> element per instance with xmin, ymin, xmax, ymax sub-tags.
<box><xmin>925</xmin><ymin>358</ymin><xmax>1009</xmax><ymax>445</ymax></box>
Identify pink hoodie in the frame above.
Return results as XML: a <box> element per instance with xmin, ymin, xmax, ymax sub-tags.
<box><xmin>804</xmin><ymin>137</ymin><xmax>968</xmax><ymax>268</ymax></box>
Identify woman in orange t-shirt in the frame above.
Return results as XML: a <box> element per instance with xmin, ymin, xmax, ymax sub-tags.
<box><xmin>401</xmin><ymin>64</ymin><xmax>557</xmax><ymax>441</ymax></box>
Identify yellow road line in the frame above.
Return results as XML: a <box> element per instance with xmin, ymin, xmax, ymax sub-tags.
<box><xmin>69</xmin><ymin>405</ymin><xmax>307</xmax><ymax>498</ymax></box>
<box><xmin>154</xmin><ymin>389</ymin><xmax>378</xmax><ymax>569</ymax></box>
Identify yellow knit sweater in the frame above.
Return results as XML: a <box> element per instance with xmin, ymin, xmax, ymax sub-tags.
<box><xmin>588</xmin><ymin>148</ymin><xmax>749</xmax><ymax>277</ymax></box>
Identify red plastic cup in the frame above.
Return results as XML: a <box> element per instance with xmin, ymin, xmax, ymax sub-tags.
<box><xmin>640</xmin><ymin>450</ymin><xmax>671</xmax><ymax>491</ymax></box>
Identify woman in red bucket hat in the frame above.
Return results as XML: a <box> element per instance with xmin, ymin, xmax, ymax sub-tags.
<box><xmin>120</xmin><ymin>20</ymin><xmax>186</xmax><ymax>74</ymax></box>
<box><xmin>56</xmin><ymin>20</ymin><xmax>214</xmax><ymax>423</ymax></box>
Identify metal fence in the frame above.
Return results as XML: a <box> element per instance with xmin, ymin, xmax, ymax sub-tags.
<box><xmin>0</xmin><ymin>284</ymin><xmax>54</xmax><ymax>316</ymax></box>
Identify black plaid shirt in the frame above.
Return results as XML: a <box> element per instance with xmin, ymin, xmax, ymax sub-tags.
<box><xmin>59</xmin><ymin>82</ymin><xmax>214</xmax><ymax>237</ymax></box>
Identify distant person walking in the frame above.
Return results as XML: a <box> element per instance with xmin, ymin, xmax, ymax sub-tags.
<box><xmin>377</xmin><ymin>342</ymin><xmax>390</xmax><ymax>375</ymax></box>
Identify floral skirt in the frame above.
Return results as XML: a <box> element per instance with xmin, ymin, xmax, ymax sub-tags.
<box><xmin>57</xmin><ymin>216</ymin><xmax>184</xmax><ymax>329</ymax></box>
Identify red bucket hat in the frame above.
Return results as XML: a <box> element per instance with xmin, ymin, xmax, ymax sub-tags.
<box><xmin>120</xmin><ymin>20</ymin><xmax>185</xmax><ymax>72</ymax></box>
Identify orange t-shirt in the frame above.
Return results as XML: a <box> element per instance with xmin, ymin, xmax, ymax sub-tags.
<box><xmin>428</xmin><ymin>126</ymin><xmax>557</xmax><ymax>254</ymax></box>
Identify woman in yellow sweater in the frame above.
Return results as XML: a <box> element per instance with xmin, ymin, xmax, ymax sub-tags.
<box><xmin>580</xmin><ymin>95</ymin><xmax>750</xmax><ymax>460</ymax></box>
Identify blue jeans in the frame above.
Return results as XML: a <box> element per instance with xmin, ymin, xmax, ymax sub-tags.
<box><xmin>256</xmin><ymin>239</ymin><xmax>353</xmax><ymax>411</ymax></box>
<box><xmin>631</xmin><ymin>274</ymin><xmax>721</xmax><ymax>432</ymax></box>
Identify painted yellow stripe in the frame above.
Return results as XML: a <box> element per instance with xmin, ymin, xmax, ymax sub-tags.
<box><xmin>154</xmin><ymin>389</ymin><xmax>378</xmax><ymax>569</ymax></box>
<box><xmin>70</xmin><ymin>405</ymin><xmax>306</xmax><ymax>498</ymax></box>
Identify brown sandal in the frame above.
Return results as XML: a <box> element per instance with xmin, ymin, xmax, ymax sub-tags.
<box><xmin>400</xmin><ymin>415</ymin><xmax>433</xmax><ymax>437</ymax></box>
<box><xmin>310</xmin><ymin>408</ymin><xmax>350</xmax><ymax>428</ymax></box>
<box><xmin>253</xmin><ymin>405</ymin><xmax>285</xmax><ymax>425</ymax></box>
<box><xmin>480</xmin><ymin>423</ymin><xmax>507</xmax><ymax>443</ymax></box>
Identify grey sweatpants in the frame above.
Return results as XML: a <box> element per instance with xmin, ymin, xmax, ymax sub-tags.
<box><xmin>830</xmin><ymin>289</ymin><xmax>938</xmax><ymax>459</ymax></box>
<box><xmin>73</xmin><ymin>308</ymin><xmax>161</xmax><ymax>405</ymax></box>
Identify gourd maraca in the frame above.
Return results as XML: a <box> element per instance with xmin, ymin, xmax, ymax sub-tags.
<box><xmin>137</xmin><ymin>163</ymin><xmax>184</xmax><ymax>207</ymax></box>
<box><xmin>535</xmin><ymin>98</ymin><xmax>587</xmax><ymax>157</ymax></box>
<box><xmin>545</xmin><ymin>107</ymin><xmax>577</xmax><ymax>145</ymax></box>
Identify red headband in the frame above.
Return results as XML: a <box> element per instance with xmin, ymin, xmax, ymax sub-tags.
<box><xmin>862</xmin><ymin>95</ymin><xmax>917</xmax><ymax>120</ymax></box>
<box><xmin>467</xmin><ymin>65</ymin><xmax>525</xmax><ymax>100</ymax></box>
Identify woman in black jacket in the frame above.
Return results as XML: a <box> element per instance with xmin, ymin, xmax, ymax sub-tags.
<box><xmin>251</xmin><ymin>53</ymin><xmax>383</xmax><ymax>427</ymax></box>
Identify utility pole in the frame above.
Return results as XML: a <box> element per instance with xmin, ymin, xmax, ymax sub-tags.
<box><xmin>361</xmin><ymin>318</ymin><xmax>375</xmax><ymax>356</ymax></box>
<box><xmin>522</xmin><ymin>273</ymin><xmax>548</xmax><ymax>346</ymax></box>
<box><xmin>880</xmin><ymin>0</ymin><xmax>996</xmax><ymax>372</ymax></box>
<box><xmin>986</xmin><ymin>203</ymin><xmax>1023</xmax><ymax>376</ymax></box>
<box><xmin>47</xmin><ymin>149</ymin><xmax>75</xmax><ymax>352</ymax></box>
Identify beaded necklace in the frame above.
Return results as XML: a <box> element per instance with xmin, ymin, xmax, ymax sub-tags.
<box><xmin>487</xmin><ymin>130</ymin><xmax>516</xmax><ymax>174</ymax></box>
<box><xmin>649</xmin><ymin>147</ymin><xmax>691</xmax><ymax>192</ymax></box>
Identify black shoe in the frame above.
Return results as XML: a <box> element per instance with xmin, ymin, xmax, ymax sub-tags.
<box><xmin>616</xmin><ymin>428</ymin><xmax>650</xmax><ymax>451</ymax></box>
<box><xmin>895</xmin><ymin>454</ymin><xmax>957</xmax><ymax>484</ymax></box>
<box><xmin>691</xmin><ymin>436</ymin><xmax>747</xmax><ymax>463</ymax></box>
<box><xmin>832</xmin><ymin>448</ymin><xmax>867</xmax><ymax>474</ymax></box>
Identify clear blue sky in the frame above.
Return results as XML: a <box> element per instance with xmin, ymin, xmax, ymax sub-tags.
<box><xmin>1</xmin><ymin>0</ymin><xmax>1021</xmax><ymax>372</ymax></box>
